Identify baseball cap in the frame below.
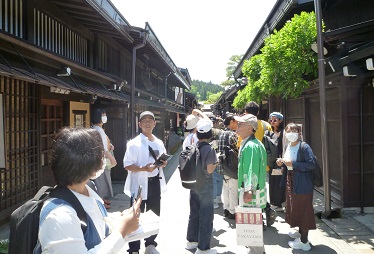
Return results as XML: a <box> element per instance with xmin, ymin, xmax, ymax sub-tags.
<box><xmin>185</xmin><ymin>114</ymin><xmax>200</xmax><ymax>130</ymax></box>
<box><xmin>139</xmin><ymin>111</ymin><xmax>155</xmax><ymax>121</ymax></box>
<box><xmin>234</xmin><ymin>114</ymin><xmax>258</xmax><ymax>130</ymax></box>
<box><xmin>196</xmin><ymin>119</ymin><xmax>213</xmax><ymax>133</ymax></box>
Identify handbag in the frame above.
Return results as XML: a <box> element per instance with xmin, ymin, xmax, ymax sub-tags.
<box><xmin>105</xmin><ymin>150</ymin><xmax>115</xmax><ymax>170</ymax></box>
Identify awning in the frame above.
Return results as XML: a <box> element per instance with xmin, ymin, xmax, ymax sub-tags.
<box><xmin>0</xmin><ymin>63</ymin><xmax>130</xmax><ymax>102</ymax></box>
<box><xmin>136</xmin><ymin>98</ymin><xmax>185</xmax><ymax>114</ymax></box>
<box><xmin>0</xmin><ymin>63</ymin><xmax>82</xmax><ymax>93</ymax></box>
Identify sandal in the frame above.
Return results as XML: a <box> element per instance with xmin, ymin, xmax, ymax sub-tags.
<box><xmin>103</xmin><ymin>199</ymin><xmax>111</xmax><ymax>205</ymax></box>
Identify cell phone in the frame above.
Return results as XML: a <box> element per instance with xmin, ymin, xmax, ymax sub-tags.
<box><xmin>153</xmin><ymin>153</ymin><xmax>170</xmax><ymax>166</ymax></box>
<box><xmin>135</xmin><ymin>185</ymin><xmax>142</xmax><ymax>201</ymax></box>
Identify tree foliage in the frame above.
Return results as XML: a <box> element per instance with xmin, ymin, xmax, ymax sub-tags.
<box><xmin>221</xmin><ymin>54</ymin><xmax>244</xmax><ymax>87</ymax></box>
<box><xmin>233</xmin><ymin>12</ymin><xmax>318</xmax><ymax>109</ymax></box>
<box><xmin>206</xmin><ymin>91</ymin><xmax>223</xmax><ymax>104</ymax></box>
<box><xmin>190</xmin><ymin>80</ymin><xmax>224</xmax><ymax>101</ymax></box>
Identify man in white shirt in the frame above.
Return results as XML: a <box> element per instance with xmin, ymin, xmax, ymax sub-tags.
<box><xmin>123</xmin><ymin>111</ymin><xmax>167</xmax><ymax>254</ymax></box>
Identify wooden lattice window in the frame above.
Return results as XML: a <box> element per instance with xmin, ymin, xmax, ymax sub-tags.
<box><xmin>0</xmin><ymin>77</ymin><xmax>38</xmax><ymax>213</ymax></box>
<box><xmin>0</xmin><ymin>0</ymin><xmax>24</xmax><ymax>38</ymax></box>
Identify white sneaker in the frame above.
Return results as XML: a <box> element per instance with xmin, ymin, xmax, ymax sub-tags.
<box><xmin>288</xmin><ymin>238</ymin><xmax>311</xmax><ymax>251</ymax></box>
<box><xmin>195</xmin><ymin>248</ymin><xmax>217</xmax><ymax>254</ymax></box>
<box><xmin>288</xmin><ymin>230</ymin><xmax>301</xmax><ymax>238</ymax></box>
<box><xmin>185</xmin><ymin>241</ymin><xmax>198</xmax><ymax>250</ymax></box>
<box><xmin>213</xmin><ymin>199</ymin><xmax>219</xmax><ymax>209</ymax></box>
<box><xmin>144</xmin><ymin>245</ymin><xmax>160</xmax><ymax>254</ymax></box>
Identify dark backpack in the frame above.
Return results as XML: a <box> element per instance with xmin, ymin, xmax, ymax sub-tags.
<box><xmin>179</xmin><ymin>142</ymin><xmax>209</xmax><ymax>189</ymax></box>
<box><xmin>298</xmin><ymin>142</ymin><xmax>323</xmax><ymax>187</ymax></box>
<box><xmin>219</xmin><ymin>131</ymin><xmax>238</xmax><ymax>179</ymax></box>
<box><xmin>262</xmin><ymin>129</ymin><xmax>279</xmax><ymax>167</ymax></box>
<box><xmin>8</xmin><ymin>186</ymin><xmax>87</xmax><ymax>254</ymax></box>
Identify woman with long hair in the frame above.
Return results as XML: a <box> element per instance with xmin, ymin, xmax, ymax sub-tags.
<box><xmin>268</xmin><ymin>112</ymin><xmax>286</xmax><ymax>211</ymax></box>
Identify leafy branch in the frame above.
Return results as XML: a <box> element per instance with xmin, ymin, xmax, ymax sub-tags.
<box><xmin>233</xmin><ymin>12</ymin><xmax>319</xmax><ymax>109</ymax></box>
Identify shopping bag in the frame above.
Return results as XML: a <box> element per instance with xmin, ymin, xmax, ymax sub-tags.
<box><xmin>235</xmin><ymin>206</ymin><xmax>263</xmax><ymax>246</ymax></box>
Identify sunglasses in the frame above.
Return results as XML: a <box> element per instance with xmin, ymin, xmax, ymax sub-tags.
<box><xmin>269</xmin><ymin>119</ymin><xmax>278</xmax><ymax>123</ymax></box>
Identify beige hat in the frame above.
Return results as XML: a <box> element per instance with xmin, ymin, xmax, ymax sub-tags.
<box><xmin>139</xmin><ymin>111</ymin><xmax>155</xmax><ymax>121</ymax></box>
<box><xmin>234</xmin><ymin>114</ymin><xmax>258</xmax><ymax>130</ymax></box>
<box><xmin>186</xmin><ymin>114</ymin><xmax>200</xmax><ymax>130</ymax></box>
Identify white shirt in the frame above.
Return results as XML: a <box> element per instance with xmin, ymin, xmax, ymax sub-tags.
<box><xmin>39</xmin><ymin>186</ymin><xmax>125</xmax><ymax>253</ymax></box>
<box><xmin>92</xmin><ymin>125</ymin><xmax>108</xmax><ymax>152</ymax></box>
<box><xmin>284</xmin><ymin>142</ymin><xmax>300</xmax><ymax>170</ymax></box>
<box><xmin>182</xmin><ymin>133</ymin><xmax>198</xmax><ymax>150</ymax></box>
<box><xmin>123</xmin><ymin>133</ymin><xmax>167</xmax><ymax>200</ymax></box>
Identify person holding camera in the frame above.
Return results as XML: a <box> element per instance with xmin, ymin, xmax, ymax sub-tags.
<box><xmin>123</xmin><ymin>111</ymin><xmax>168</xmax><ymax>254</ymax></box>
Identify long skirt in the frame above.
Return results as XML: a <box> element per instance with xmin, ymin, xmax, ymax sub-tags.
<box><xmin>89</xmin><ymin>169</ymin><xmax>113</xmax><ymax>199</ymax></box>
<box><xmin>285</xmin><ymin>171</ymin><xmax>316</xmax><ymax>230</ymax></box>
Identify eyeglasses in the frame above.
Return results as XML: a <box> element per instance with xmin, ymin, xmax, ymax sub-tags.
<box><xmin>269</xmin><ymin>119</ymin><xmax>278</xmax><ymax>123</ymax></box>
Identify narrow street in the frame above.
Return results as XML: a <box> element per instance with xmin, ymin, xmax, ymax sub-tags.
<box><xmin>108</xmin><ymin>150</ymin><xmax>373</xmax><ymax>254</ymax></box>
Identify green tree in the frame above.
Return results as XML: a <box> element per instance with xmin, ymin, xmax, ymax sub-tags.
<box><xmin>233</xmin><ymin>12</ymin><xmax>319</xmax><ymax>109</ymax></box>
<box><xmin>190</xmin><ymin>80</ymin><xmax>224</xmax><ymax>101</ymax></box>
<box><xmin>221</xmin><ymin>54</ymin><xmax>243</xmax><ymax>87</ymax></box>
<box><xmin>206</xmin><ymin>91</ymin><xmax>223</xmax><ymax>104</ymax></box>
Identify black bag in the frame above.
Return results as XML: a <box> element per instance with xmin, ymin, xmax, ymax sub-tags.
<box><xmin>262</xmin><ymin>130</ymin><xmax>279</xmax><ymax>167</ymax></box>
<box><xmin>179</xmin><ymin>142</ymin><xmax>209</xmax><ymax>189</ymax></box>
<box><xmin>298</xmin><ymin>142</ymin><xmax>323</xmax><ymax>187</ymax></box>
<box><xmin>219</xmin><ymin>131</ymin><xmax>238</xmax><ymax>179</ymax></box>
<box><xmin>8</xmin><ymin>186</ymin><xmax>87</xmax><ymax>254</ymax></box>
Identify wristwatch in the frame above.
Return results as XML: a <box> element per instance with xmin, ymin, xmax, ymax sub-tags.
<box><xmin>244</xmin><ymin>185</ymin><xmax>252</xmax><ymax>193</ymax></box>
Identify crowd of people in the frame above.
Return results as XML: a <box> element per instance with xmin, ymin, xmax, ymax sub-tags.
<box><xmin>180</xmin><ymin>102</ymin><xmax>317</xmax><ymax>253</ymax></box>
<box><xmin>35</xmin><ymin>102</ymin><xmax>318</xmax><ymax>254</ymax></box>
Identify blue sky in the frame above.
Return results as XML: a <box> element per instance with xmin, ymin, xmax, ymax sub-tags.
<box><xmin>111</xmin><ymin>0</ymin><xmax>277</xmax><ymax>85</ymax></box>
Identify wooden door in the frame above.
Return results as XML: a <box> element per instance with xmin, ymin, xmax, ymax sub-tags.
<box><xmin>40</xmin><ymin>99</ymin><xmax>63</xmax><ymax>186</ymax></box>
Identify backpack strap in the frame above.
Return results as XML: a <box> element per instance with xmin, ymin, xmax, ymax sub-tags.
<box><xmin>148</xmin><ymin>145</ymin><xmax>158</xmax><ymax>161</ymax></box>
<box><xmin>224</xmin><ymin>131</ymin><xmax>230</xmax><ymax>148</ymax></box>
<box><xmin>49</xmin><ymin>186</ymin><xmax>87</xmax><ymax>233</ymax></box>
<box><xmin>297</xmin><ymin>141</ymin><xmax>306</xmax><ymax>162</ymax></box>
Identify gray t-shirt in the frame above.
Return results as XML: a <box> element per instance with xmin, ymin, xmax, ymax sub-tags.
<box><xmin>198</xmin><ymin>141</ymin><xmax>217</xmax><ymax>178</ymax></box>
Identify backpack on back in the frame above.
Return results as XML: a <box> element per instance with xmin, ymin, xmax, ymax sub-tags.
<box><xmin>262</xmin><ymin>130</ymin><xmax>279</xmax><ymax>167</ymax></box>
<box><xmin>9</xmin><ymin>186</ymin><xmax>87</xmax><ymax>254</ymax></box>
<box><xmin>179</xmin><ymin>142</ymin><xmax>209</xmax><ymax>189</ymax></box>
<box><xmin>298</xmin><ymin>142</ymin><xmax>323</xmax><ymax>187</ymax></box>
<box><xmin>219</xmin><ymin>131</ymin><xmax>238</xmax><ymax>179</ymax></box>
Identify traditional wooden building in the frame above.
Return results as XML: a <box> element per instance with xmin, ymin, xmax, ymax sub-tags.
<box><xmin>0</xmin><ymin>0</ymin><xmax>191</xmax><ymax>222</ymax></box>
<box><xmin>228</xmin><ymin>0</ymin><xmax>374</xmax><ymax>211</ymax></box>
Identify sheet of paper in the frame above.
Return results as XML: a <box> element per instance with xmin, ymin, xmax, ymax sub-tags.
<box><xmin>105</xmin><ymin>210</ymin><xmax>160</xmax><ymax>243</ymax></box>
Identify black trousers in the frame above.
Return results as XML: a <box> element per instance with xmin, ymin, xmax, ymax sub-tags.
<box><xmin>128</xmin><ymin>176</ymin><xmax>161</xmax><ymax>252</ymax></box>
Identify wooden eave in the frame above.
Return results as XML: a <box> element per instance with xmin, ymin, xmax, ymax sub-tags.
<box><xmin>50</xmin><ymin>0</ymin><xmax>134</xmax><ymax>44</ymax></box>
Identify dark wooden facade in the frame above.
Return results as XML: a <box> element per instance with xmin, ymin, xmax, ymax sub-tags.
<box><xmin>229</xmin><ymin>0</ymin><xmax>374</xmax><ymax>210</ymax></box>
<box><xmin>0</xmin><ymin>0</ymin><xmax>191</xmax><ymax>222</ymax></box>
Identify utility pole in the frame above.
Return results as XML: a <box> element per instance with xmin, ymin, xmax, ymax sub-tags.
<box><xmin>314</xmin><ymin>0</ymin><xmax>331</xmax><ymax>217</ymax></box>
